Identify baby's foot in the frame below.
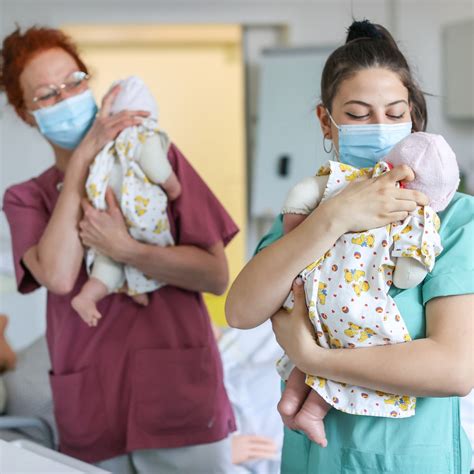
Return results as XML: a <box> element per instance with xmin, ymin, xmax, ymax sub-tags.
<box><xmin>278</xmin><ymin>368</ymin><xmax>311</xmax><ymax>430</ymax></box>
<box><xmin>72</xmin><ymin>295</ymin><xmax>102</xmax><ymax>327</ymax></box>
<box><xmin>131</xmin><ymin>293</ymin><xmax>149</xmax><ymax>306</ymax></box>
<box><xmin>278</xmin><ymin>390</ymin><xmax>308</xmax><ymax>431</ymax></box>
<box><xmin>294</xmin><ymin>404</ymin><xmax>328</xmax><ymax>448</ymax></box>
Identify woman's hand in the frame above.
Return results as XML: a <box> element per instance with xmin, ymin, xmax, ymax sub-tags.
<box><xmin>79</xmin><ymin>188</ymin><xmax>133</xmax><ymax>261</ymax></box>
<box><xmin>271</xmin><ymin>278</ymin><xmax>322</xmax><ymax>369</ymax></box>
<box><xmin>75</xmin><ymin>84</ymin><xmax>150</xmax><ymax>160</ymax></box>
<box><xmin>231</xmin><ymin>435</ymin><xmax>277</xmax><ymax>465</ymax></box>
<box><xmin>319</xmin><ymin>165</ymin><xmax>429</xmax><ymax>233</ymax></box>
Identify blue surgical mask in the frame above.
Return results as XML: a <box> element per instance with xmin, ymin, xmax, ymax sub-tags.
<box><xmin>327</xmin><ymin>110</ymin><xmax>412</xmax><ymax>168</ymax></box>
<box><xmin>32</xmin><ymin>89</ymin><xmax>98</xmax><ymax>149</ymax></box>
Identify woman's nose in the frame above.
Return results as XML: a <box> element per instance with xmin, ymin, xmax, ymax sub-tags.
<box><xmin>370</xmin><ymin>109</ymin><xmax>388</xmax><ymax>124</ymax></box>
<box><xmin>55</xmin><ymin>84</ymin><xmax>88</xmax><ymax>103</ymax></box>
<box><xmin>57</xmin><ymin>88</ymin><xmax>75</xmax><ymax>101</ymax></box>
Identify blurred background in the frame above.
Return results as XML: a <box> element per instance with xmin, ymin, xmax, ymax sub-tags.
<box><xmin>1</xmin><ymin>0</ymin><xmax>472</xmax><ymax>350</ymax></box>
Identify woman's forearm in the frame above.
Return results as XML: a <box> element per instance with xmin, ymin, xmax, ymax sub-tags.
<box><xmin>273</xmin><ymin>270</ymin><xmax>473</xmax><ymax>399</ymax></box>
<box><xmin>35</xmin><ymin>151</ymin><xmax>91</xmax><ymax>293</ymax></box>
<box><xmin>117</xmin><ymin>240</ymin><xmax>229</xmax><ymax>295</ymax></box>
<box><xmin>226</xmin><ymin>201</ymin><xmax>344</xmax><ymax>329</ymax></box>
<box><xmin>297</xmin><ymin>337</ymin><xmax>471</xmax><ymax>398</ymax></box>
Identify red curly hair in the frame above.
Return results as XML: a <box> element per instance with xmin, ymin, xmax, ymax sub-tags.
<box><xmin>0</xmin><ymin>26</ymin><xmax>88</xmax><ymax>116</ymax></box>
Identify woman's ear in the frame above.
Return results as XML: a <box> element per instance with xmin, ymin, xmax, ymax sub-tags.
<box><xmin>18</xmin><ymin>107</ymin><xmax>37</xmax><ymax>128</ymax></box>
<box><xmin>316</xmin><ymin>104</ymin><xmax>332</xmax><ymax>140</ymax></box>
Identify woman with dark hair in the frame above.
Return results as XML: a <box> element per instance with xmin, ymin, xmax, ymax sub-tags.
<box><xmin>1</xmin><ymin>26</ymin><xmax>237</xmax><ymax>472</ymax></box>
<box><xmin>226</xmin><ymin>20</ymin><xmax>473</xmax><ymax>473</ymax></box>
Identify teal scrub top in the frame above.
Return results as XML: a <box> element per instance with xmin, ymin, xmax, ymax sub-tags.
<box><xmin>255</xmin><ymin>193</ymin><xmax>474</xmax><ymax>474</ymax></box>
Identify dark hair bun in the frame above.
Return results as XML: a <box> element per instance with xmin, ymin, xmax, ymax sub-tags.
<box><xmin>346</xmin><ymin>19</ymin><xmax>384</xmax><ymax>42</ymax></box>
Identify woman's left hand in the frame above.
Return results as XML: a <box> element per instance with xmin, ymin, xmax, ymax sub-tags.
<box><xmin>271</xmin><ymin>278</ymin><xmax>321</xmax><ymax>369</ymax></box>
<box><xmin>79</xmin><ymin>188</ymin><xmax>133</xmax><ymax>261</ymax></box>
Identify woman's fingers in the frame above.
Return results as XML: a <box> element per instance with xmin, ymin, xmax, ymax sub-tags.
<box><xmin>109</xmin><ymin>120</ymin><xmax>141</xmax><ymax>139</ymax></box>
<box><xmin>326</xmin><ymin>161</ymin><xmax>433</xmax><ymax>233</ymax></box>
<box><xmin>388</xmin><ymin>199</ymin><xmax>417</xmax><ymax>213</ymax></box>
<box><xmin>81</xmin><ymin>197</ymin><xmax>94</xmax><ymax>216</ymax></box>
<box><xmin>246</xmin><ymin>440</ymin><xmax>278</xmax><ymax>460</ymax></box>
<box><xmin>388</xmin><ymin>211</ymin><xmax>410</xmax><ymax>222</ymax></box>
<box><xmin>246</xmin><ymin>448</ymin><xmax>277</xmax><ymax>460</ymax></box>
<box><xmin>107</xmin><ymin>110</ymin><xmax>149</xmax><ymax>139</ymax></box>
<box><xmin>106</xmin><ymin>110</ymin><xmax>149</xmax><ymax>132</ymax></box>
<box><xmin>79</xmin><ymin>96</ymin><xmax>151</xmax><ymax>158</ymax></box>
<box><xmin>394</xmin><ymin>188</ymin><xmax>429</xmax><ymax>207</ymax></box>
<box><xmin>105</xmin><ymin>187</ymin><xmax>119</xmax><ymax>212</ymax></box>
<box><xmin>99</xmin><ymin>84</ymin><xmax>121</xmax><ymax>118</ymax></box>
<box><xmin>383</xmin><ymin>164</ymin><xmax>415</xmax><ymax>184</ymax></box>
<box><xmin>231</xmin><ymin>435</ymin><xmax>277</xmax><ymax>464</ymax></box>
<box><xmin>291</xmin><ymin>277</ymin><xmax>306</xmax><ymax>312</ymax></box>
<box><xmin>245</xmin><ymin>436</ymin><xmax>278</xmax><ymax>449</ymax></box>
<box><xmin>99</xmin><ymin>84</ymin><xmax>129</xmax><ymax>118</ymax></box>
<box><xmin>108</xmin><ymin>109</ymin><xmax>150</xmax><ymax>123</ymax></box>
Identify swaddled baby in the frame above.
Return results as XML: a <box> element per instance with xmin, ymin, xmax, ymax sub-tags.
<box><xmin>72</xmin><ymin>76</ymin><xmax>181</xmax><ymax>327</ymax></box>
<box><xmin>276</xmin><ymin>132</ymin><xmax>459</xmax><ymax>447</ymax></box>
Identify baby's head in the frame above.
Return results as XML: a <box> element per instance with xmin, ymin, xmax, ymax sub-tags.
<box><xmin>109</xmin><ymin>76</ymin><xmax>158</xmax><ymax>120</ymax></box>
<box><xmin>386</xmin><ymin>132</ymin><xmax>459</xmax><ymax>212</ymax></box>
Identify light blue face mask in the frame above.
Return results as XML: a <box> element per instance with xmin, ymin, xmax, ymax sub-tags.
<box><xmin>327</xmin><ymin>110</ymin><xmax>412</xmax><ymax>168</ymax></box>
<box><xmin>32</xmin><ymin>89</ymin><xmax>98</xmax><ymax>150</ymax></box>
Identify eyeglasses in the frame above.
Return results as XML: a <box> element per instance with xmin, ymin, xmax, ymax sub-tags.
<box><xmin>32</xmin><ymin>71</ymin><xmax>90</xmax><ymax>108</ymax></box>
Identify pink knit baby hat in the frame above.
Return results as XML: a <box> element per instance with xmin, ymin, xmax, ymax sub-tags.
<box><xmin>386</xmin><ymin>132</ymin><xmax>459</xmax><ymax>212</ymax></box>
<box><xmin>109</xmin><ymin>76</ymin><xmax>159</xmax><ymax>120</ymax></box>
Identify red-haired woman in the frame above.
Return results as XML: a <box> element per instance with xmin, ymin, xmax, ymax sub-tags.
<box><xmin>1</xmin><ymin>26</ymin><xmax>237</xmax><ymax>472</ymax></box>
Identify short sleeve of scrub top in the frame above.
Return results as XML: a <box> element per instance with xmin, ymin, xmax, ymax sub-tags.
<box><xmin>168</xmin><ymin>143</ymin><xmax>239</xmax><ymax>249</ymax></box>
<box><xmin>422</xmin><ymin>194</ymin><xmax>474</xmax><ymax>305</ymax></box>
<box><xmin>2</xmin><ymin>172</ymin><xmax>54</xmax><ymax>294</ymax></box>
<box><xmin>255</xmin><ymin>193</ymin><xmax>474</xmax><ymax>474</ymax></box>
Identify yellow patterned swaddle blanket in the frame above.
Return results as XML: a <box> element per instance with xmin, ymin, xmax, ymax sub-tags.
<box><xmin>277</xmin><ymin>160</ymin><xmax>443</xmax><ymax>418</ymax></box>
<box><xmin>85</xmin><ymin>118</ymin><xmax>174</xmax><ymax>294</ymax></box>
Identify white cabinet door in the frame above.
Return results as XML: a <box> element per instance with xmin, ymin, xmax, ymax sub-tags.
<box><xmin>251</xmin><ymin>47</ymin><xmax>335</xmax><ymax>218</ymax></box>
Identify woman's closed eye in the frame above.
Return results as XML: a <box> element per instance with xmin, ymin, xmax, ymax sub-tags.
<box><xmin>386</xmin><ymin>112</ymin><xmax>406</xmax><ymax>119</ymax></box>
<box><xmin>345</xmin><ymin>111</ymin><xmax>407</xmax><ymax>120</ymax></box>
<box><xmin>346</xmin><ymin>112</ymin><xmax>370</xmax><ymax>120</ymax></box>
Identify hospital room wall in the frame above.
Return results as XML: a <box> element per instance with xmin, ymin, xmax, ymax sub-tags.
<box><xmin>0</xmin><ymin>0</ymin><xmax>473</xmax><ymax>350</ymax></box>
<box><xmin>1</xmin><ymin>0</ymin><xmax>473</xmax><ymax>226</ymax></box>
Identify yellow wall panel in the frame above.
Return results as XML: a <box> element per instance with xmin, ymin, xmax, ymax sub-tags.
<box><xmin>66</xmin><ymin>25</ymin><xmax>246</xmax><ymax>326</ymax></box>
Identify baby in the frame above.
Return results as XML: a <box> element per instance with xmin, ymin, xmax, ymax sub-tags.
<box><xmin>276</xmin><ymin>132</ymin><xmax>459</xmax><ymax>447</ymax></box>
<box><xmin>72</xmin><ymin>76</ymin><xmax>181</xmax><ymax>327</ymax></box>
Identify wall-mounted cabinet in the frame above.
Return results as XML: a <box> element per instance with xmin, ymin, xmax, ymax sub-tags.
<box><xmin>442</xmin><ymin>19</ymin><xmax>474</xmax><ymax>120</ymax></box>
<box><xmin>251</xmin><ymin>47</ymin><xmax>334</xmax><ymax>218</ymax></box>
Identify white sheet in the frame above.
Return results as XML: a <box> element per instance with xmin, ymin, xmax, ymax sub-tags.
<box><xmin>219</xmin><ymin>321</ymin><xmax>284</xmax><ymax>474</ymax></box>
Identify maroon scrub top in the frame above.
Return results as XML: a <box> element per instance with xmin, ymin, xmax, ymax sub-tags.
<box><xmin>3</xmin><ymin>143</ymin><xmax>238</xmax><ymax>463</ymax></box>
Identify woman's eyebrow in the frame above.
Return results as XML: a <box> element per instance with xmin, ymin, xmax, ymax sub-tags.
<box><xmin>343</xmin><ymin>100</ymin><xmax>371</xmax><ymax>106</ymax></box>
<box><xmin>343</xmin><ymin>99</ymin><xmax>409</xmax><ymax>107</ymax></box>
<box><xmin>386</xmin><ymin>100</ymin><xmax>409</xmax><ymax>106</ymax></box>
